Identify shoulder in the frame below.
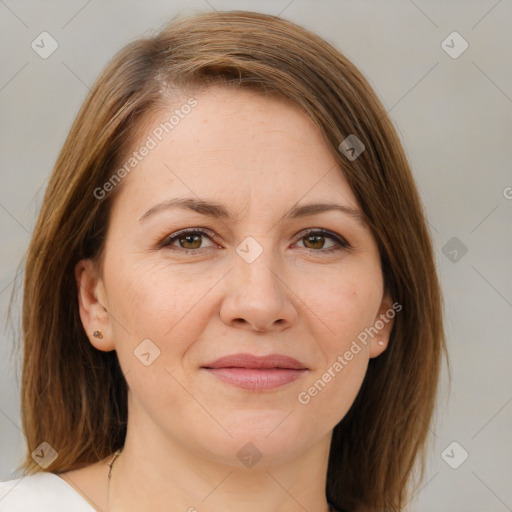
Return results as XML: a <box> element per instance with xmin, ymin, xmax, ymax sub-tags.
<box><xmin>0</xmin><ymin>472</ymin><xmax>95</xmax><ymax>511</ymax></box>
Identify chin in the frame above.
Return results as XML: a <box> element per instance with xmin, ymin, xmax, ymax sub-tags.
<box><xmin>198</xmin><ymin>415</ymin><xmax>315</xmax><ymax>462</ymax></box>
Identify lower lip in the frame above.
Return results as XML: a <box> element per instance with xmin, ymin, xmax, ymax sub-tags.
<box><xmin>203</xmin><ymin>368</ymin><xmax>307</xmax><ymax>391</ymax></box>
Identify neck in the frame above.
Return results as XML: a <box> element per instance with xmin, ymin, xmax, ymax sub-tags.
<box><xmin>108</xmin><ymin>411</ymin><xmax>333</xmax><ymax>512</ymax></box>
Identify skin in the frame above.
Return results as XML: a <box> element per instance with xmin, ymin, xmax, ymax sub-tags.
<box><xmin>65</xmin><ymin>85</ymin><xmax>394</xmax><ymax>512</ymax></box>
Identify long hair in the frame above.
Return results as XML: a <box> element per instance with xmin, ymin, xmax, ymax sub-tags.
<box><xmin>16</xmin><ymin>10</ymin><xmax>445</xmax><ymax>511</ymax></box>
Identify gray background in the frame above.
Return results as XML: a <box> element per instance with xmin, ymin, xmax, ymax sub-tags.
<box><xmin>1</xmin><ymin>1</ymin><xmax>511</xmax><ymax>510</ymax></box>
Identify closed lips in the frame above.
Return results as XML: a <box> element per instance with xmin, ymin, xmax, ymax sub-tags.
<box><xmin>202</xmin><ymin>354</ymin><xmax>308</xmax><ymax>391</ymax></box>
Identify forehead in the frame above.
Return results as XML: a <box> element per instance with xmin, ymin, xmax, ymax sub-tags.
<box><xmin>110</xmin><ymin>85</ymin><xmax>359</xmax><ymax>218</ymax></box>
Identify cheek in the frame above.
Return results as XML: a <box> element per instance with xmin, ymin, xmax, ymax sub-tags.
<box><xmin>103</xmin><ymin>257</ymin><xmax>221</xmax><ymax>366</ymax></box>
<box><xmin>297</xmin><ymin>351</ymin><xmax>369</xmax><ymax>430</ymax></box>
<box><xmin>102</xmin><ymin>259</ymin><xmax>222</xmax><ymax>419</ymax></box>
<box><xmin>293</xmin><ymin>264</ymin><xmax>381</xmax><ymax>423</ymax></box>
<box><xmin>302</xmin><ymin>263</ymin><xmax>383</xmax><ymax>350</ymax></box>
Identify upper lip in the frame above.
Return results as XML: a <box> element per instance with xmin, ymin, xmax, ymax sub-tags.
<box><xmin>202</xmin><ymin>353</ymin><xmax>308</xmax><ymax>370</ymax></box>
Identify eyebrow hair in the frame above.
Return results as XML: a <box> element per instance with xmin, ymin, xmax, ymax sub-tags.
<box><xmin>138</xmin><ymin>197</ymin><xmax>366</xmax><ymax>225</ymax></box>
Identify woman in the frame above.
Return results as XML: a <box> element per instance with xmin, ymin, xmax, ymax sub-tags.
<box><xmin>0</xmin><ymin>9</ymin><xmax>445</xmax><ymax>512</ymax></box>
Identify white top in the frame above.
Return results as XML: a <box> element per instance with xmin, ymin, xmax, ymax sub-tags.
<box><xmin>0</xmin><ymin>472</ymin><xmax>96</xmax><ymax>511</ymax></box>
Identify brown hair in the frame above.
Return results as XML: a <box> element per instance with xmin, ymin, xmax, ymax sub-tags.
<box><xmin>15</xmin><ymin>10</ymin><xmax>446</xmax><ymax>511</ymax></box>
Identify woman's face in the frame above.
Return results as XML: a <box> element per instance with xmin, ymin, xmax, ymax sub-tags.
<box><xmin>78</xmin><ymin>86</ymin><xmax>394</xmax><ymax>467</ymax></box>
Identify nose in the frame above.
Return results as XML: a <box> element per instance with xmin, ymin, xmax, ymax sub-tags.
<box><xmin>219</xmin><ymin>246</ymin><xmax>298</xmax><ymax>332</ymax></box>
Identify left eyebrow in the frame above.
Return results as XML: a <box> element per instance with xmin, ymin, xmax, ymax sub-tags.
<box><xmin>138</xmin><ymin>197</ymin><xmax>366</xmax><ymax>226</ymax></box>
<box><xmin>286</xmin><ymin>202</ymin><xmax>366</xmax><ymax>225</ymax></box>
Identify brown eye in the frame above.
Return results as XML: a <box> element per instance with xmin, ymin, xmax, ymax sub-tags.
<box><xmin>161</xmin><ymin>229</ymin><xmax>216</xmax><ymax>252</ymax></box>
<box><xmin>295</xmin><ymin>229</ymin><xmax>350</xmax><ymax>253</ymax></box>
<box><xmin>303</xmin><ymin>234</ymin><xmax>326</xmax><ymax>250</ymax></box>
<box><xmin>178</xmin><ymin>234</ymin><xmax>202</xmax><ymax>249</ymax></box>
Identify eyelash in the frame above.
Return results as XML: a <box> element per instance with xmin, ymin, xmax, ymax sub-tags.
<box><xmin>159</xmin><ymin>228</ymin><xmax>351</xmax><ymax>255</ymax></box>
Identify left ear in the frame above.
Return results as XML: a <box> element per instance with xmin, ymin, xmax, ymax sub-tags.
<box><xmin>369</xmin><ymin>293</ymin><xmax>397</xmax><ymax>358</ymax></box>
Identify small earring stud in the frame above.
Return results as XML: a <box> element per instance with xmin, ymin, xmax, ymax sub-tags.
<box><xmin>378</xmin><ymin>341</ymin><xmax>384</xmax><ymax>346</ymax></box>
<box><xmin>92</xmin><ymin>330</ymin><xmax>104</xmax><ymax>339</ymax></box>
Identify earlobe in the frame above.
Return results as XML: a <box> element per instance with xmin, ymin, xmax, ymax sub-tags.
<box><xmin>75</xmin><ymin>259</ymin><xmax>115</xmax><ymax>352</ymax></box>
<box><xmin>369</xmin><ymin>294</ymin><xmax>397</xmax><ymax>358</ymax></box>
